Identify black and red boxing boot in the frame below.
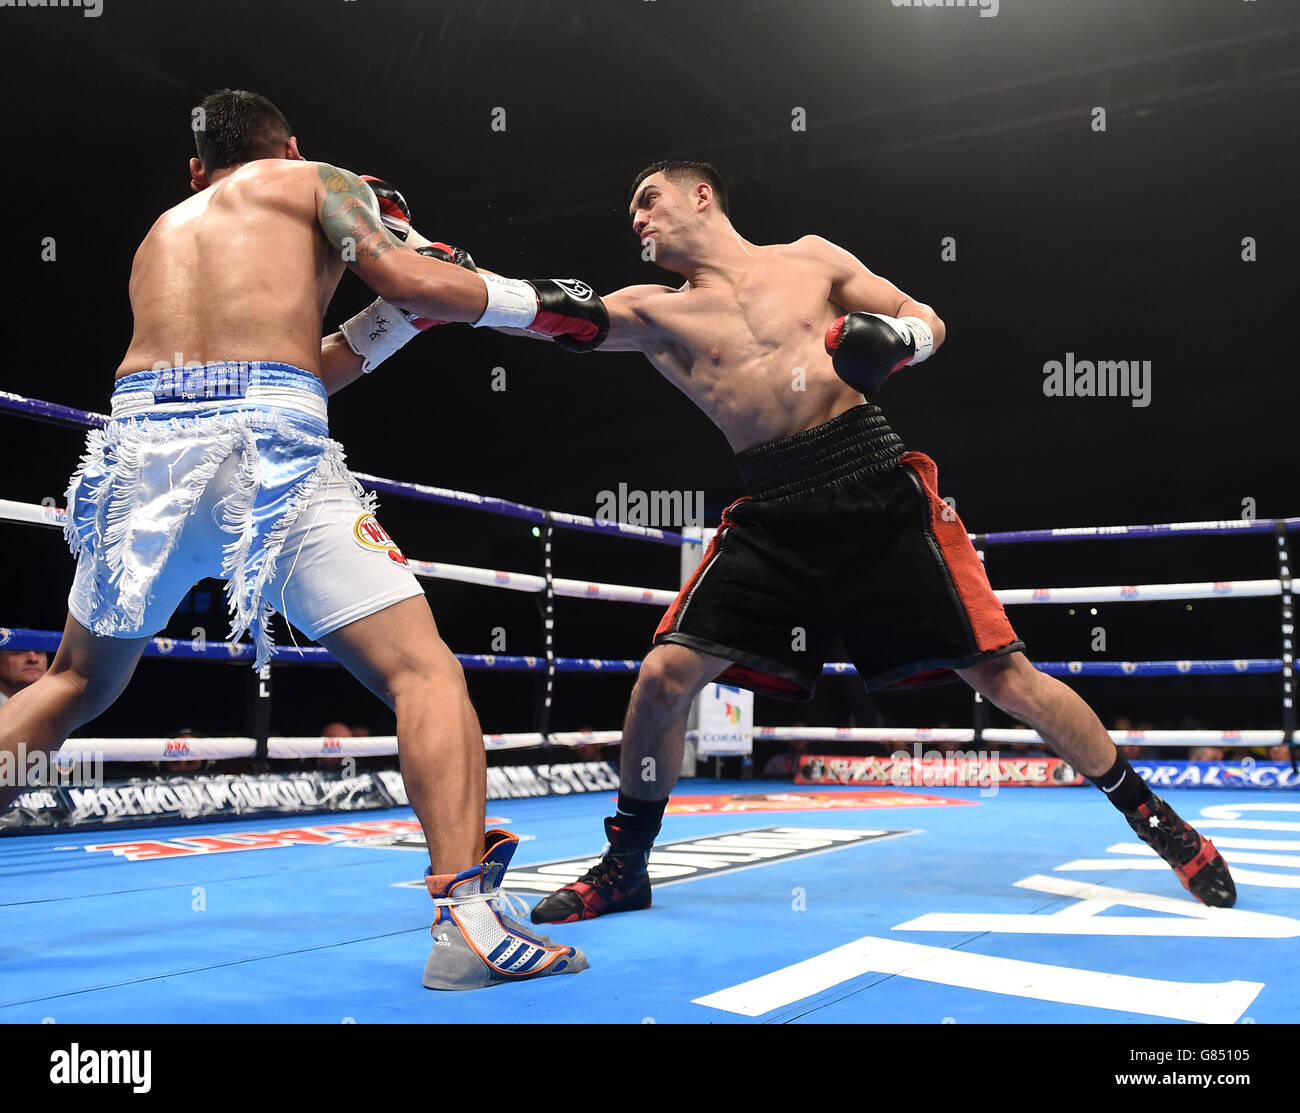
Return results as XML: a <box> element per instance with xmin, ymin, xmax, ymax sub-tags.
<box><xmin>1125</xmin><ymin>795</ymin><xmax>1237</xmax><ymax>907</ymax></box>
<box><xmin>530</xmin><ymin>818</ymin><xmax>655</xmax><ymax>924</ymax></box>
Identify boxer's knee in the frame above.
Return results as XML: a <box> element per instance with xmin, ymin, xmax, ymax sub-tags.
<box><xmin>960</xmin><ymin>651</ymin><xmax>1043</xmax><ymax>719</ymax></box>
<box><xmin>387</xmin><ymin>636</ymin><xmax>466</xmax><ymax>703</ymax></box>
<box><xmin>633</xmin><ymin>650</ymin><xmax>709</xmax><ymax>716</ymax></box>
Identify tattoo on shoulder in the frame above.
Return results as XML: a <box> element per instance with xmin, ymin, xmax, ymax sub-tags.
<box><xmin>316</xmin><ymin>164</ymin><xmax>396</xmax><ymax>264</ymax></box>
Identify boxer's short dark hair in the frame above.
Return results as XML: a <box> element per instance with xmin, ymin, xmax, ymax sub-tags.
<box><xmin>193</xmin><ymin>89</ymin><xmax>292</xmax><ymax>174</ymax></box>
<box><xmin>629</xmin><ymin>160</ymin><xmax>729</xmax><ymax>217</ymax></box>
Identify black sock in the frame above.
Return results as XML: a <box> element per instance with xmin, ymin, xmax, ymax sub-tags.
<box><xmin>1086</xmin><ymin>752</ymin><xmax>1153</xmax><ymax>814</ymax></box>
<box><xmin>614</xmin><ymin>792</ymin><xmax>667</xmax><ymax>833</ymax></box>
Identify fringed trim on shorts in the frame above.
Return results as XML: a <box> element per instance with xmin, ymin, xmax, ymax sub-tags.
<box><xmin>64</xmin><ymin>410</ymin><xmax>358</xmax><ymax>670</ymax></box>
<box><xmin>226</xmin><ymin>439</ymin><xmax>374</xmax><ymax>670</ymax></box>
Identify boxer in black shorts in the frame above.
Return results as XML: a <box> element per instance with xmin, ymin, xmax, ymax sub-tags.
<box><xmin>657</xmin><ymin>407</ymin><xmax>1024</xmax><ymax>698</ymax></box>
<box><xmin>514</xmin><ymin>160</ymin><xmax>1235</xmax><ymax>922</ymax></box>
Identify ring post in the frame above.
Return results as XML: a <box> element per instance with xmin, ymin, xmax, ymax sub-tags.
<box><xmin>972</xmin><ymin>531</ymin><xmax>990</xmax><ymax>749</ymax></box>
<box><xmin>535</xmin><ymin>512</ymin><xmax>556</xmax><ymax>744</ymax></box>
<box><xmin>1276</xmin><ymin>522</ymin><xmax>1296</xmax><ymax>772</ymax></box>
<box><xmin>248</xmin><ymin>660</ymin><xmax>272</xmax><ymax>766</ymax></box>
<box><xmin>679</xmin><ymin>525</ymin><xmax>706</xmax><ymax>780</ymax></box>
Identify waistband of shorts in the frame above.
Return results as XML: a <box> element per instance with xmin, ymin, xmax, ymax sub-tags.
<box><xmin>110</xmin><ymin>362</ymin><xmax>328</xmax><ymax>423</ymax></box>
<box><xmin>735</xmin><ymin>403</ymin><xmax>907</xmax><ymax>500</ymax></box>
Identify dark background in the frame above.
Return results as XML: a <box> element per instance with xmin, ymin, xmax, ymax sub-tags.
<box><xmin>1</xmin><ymin>0</ymin><xmax>1295</xmax><ymax>742</ymax></box>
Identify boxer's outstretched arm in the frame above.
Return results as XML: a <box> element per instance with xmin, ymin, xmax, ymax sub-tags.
<box><xmin>486</xmin><ymin>285</ymin><xmax>671</xmax><ymax>352</ymax></box>
<box><xmin>314</xmin><ymin>163</ymin><xmax>488</xmax><ymax>323</ymax></box>
<box><xmin>795</xmin><ymin>235</ymin><xmax>946</xmax><ymax>353</ymax></box>
<box><xmin>599</xmin><ymin>285</ymin><xmax>676</xmax><ymax>352</ymax></box>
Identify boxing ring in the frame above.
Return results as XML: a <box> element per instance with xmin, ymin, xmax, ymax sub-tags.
<box><xmin>1</xmin><ymin>388</ymin><xmax>1298</xmax><ymax>1025</ymax></box>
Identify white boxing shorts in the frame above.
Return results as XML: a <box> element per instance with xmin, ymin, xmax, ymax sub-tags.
<box><xmin>65</xmin><ymin>361</ymin><xmax>423</xmax><ymax>667</ymax></box>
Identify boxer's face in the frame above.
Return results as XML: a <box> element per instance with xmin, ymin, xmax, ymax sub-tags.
<box><xmin>630</xmin><ymin>173</ymin><xmax>668</xmax><ymax>244</ymax></box>
<box><xmin>630</xmin><ymin>172</ymin><xmax>692</xmax><ymax>264</ymax></box>
<box><xmin>630</xmin><ymin>172</ymin><xmax>720</xmax><ymax>271</ymax></box>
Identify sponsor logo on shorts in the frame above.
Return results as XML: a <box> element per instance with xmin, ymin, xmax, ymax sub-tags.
<box><xmin>352</xmin><ymin>513</ymin><xmax>406</xmax><ymax>563</ymax></box>
<box><xmin>392</xmin><ymin>826</ymin><xmax>914</xmax><ymax>892</ymax></box>
<box><xmin>155</xmin><ymin>362</ymin><xmax>251</xmax><ymax>401</ymax></box>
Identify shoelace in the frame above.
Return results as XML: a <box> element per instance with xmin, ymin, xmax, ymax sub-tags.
<box><xmin>1133</xmin><ymin>804</ymin><xmax>1197</xmax><ymax>859</ymax></box>
<box><xmin>576</xmin><ymin>853</ymin><xmax>630</xmax><ymax>889</ymax></box>
<box><xmin>433</xmin><ymin>886</ymin><xmax>531</xmax><ymax>921</ymax></box>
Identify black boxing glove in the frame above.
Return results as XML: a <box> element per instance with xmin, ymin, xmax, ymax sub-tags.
<box><xmin>358</xmin><ymin>174</ymin><xmax>412</xmax><ymax>241</ymax></box>
<box><xmin>419</xmin><ymin>242</ymin><xmax>477</xmax><ymax>272</ymax></box>
<box><xmin>825</xmin><ymin>312</ymin><xmax>935</xmax><ymax>394</ymax></box>
<box><xmin>471</xmin><ymin>275</ymin><xmax>609</xmax><ymax>352</ymax></box>
<box><xmin>340</xmin><ymin>243</ymin><xmax>477</xmax><ymax>370</ymax></box>
<box><xmin>410</xmin><ymin>243</ymin><xmax>478</xmax><ymax>328</ymax></box>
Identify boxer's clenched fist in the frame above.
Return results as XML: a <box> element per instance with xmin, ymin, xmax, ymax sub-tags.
<box><xmin>410</xmin><ymin>243</ymin><xmax>478</xmax><ymax>328</ymax></box>
<box><xmin>825</xmin><ymin>311</ymin><xmax>934</xmax><ymax>395</ymax></box>
<box><xmin>473</xmin><ymin>276</ymin><xmax>610</xmax><ymax>351</ymax></box>
<box><xmin>358</xmin><ymin>174</ymin><xmax>412</xmax><ymax>242</ymax></box>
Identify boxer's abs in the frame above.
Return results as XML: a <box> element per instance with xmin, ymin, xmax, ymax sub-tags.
<box><xmin>672</xmin><ymin>331</ymin><xmax>866</xmax><ymax>452</ymax></box>
<box><xmin>651</xmin><ymin>259</ymin><xmax>864</xmax><ymax>451</ymax></box>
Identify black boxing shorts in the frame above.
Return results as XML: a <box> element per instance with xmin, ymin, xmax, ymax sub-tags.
<box><xmin>652</xmin><ymin>402</ymin><xmax>1025</xmax><ymax>700</ymax></box>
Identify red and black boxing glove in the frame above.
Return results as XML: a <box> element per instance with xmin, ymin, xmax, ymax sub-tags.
<box><xmin>825</xmin><ymin>312</ymin><xmax>935</xmax><ymax>395</ymax></box>
<box><xmin>358</xmin><ymin>174</ymin><xmax>412</xmax><ymax>241</ymax></box>
<box><xmin>409</xmin><ymin>243</ymin><xmax>479</xmax><ymax>328</ymax></box>
<box><xmin>471</xmin><ymin>275</ymin><xmax>609</xmax><ymax>352</ymax></box>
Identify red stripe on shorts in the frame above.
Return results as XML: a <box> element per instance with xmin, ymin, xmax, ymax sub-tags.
<box><xmin>899</xmin><ymin>450</ymin><xmax>1019</xmax><ymax>654</ymax></box>
<box><xmin>653</xmin><ymin>496</ymin><xmax>750</xmax><ymax>642</ymax></box>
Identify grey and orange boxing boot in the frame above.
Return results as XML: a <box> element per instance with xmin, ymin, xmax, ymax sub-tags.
<box><xmin>423</xmin><ymin>828</ymin><xmax>588</xmax><ymax>989</ymax></box>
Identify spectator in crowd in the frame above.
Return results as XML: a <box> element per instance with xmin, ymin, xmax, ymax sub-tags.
<box><xmin>1189</xmin><ymin>746</ymin><xmax>1224</xmax><ymax>762</ymax></box>
<box><xmin>762</xmin><ymin>738</ymin><xmax>809</xmax><ymax>778</ymax></box>
<box><xmin>0</xmin><ymin>649</ymin><xmax>49</xmax><ymax>704</ymax></box>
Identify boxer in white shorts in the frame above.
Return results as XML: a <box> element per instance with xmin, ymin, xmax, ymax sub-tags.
<box><xmin>65</xmin><ymin>360</ymin><xmax>420</xmax><ymax>669</ymax></box>
<box><xmin>0</xmin><ymin>89</ymin><xmax>609</xmax><ymax>989</ymax></box>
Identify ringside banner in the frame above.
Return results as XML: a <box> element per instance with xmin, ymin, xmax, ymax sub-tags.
<box><xmin>0</xmin><ymin>771</ymin><xmax>394</xmax><ymax>833</ymax></box>
<box><xmin>796</xmin><ymin>754</ymin><xmax>1083</xmax><ymax>787</ymax></box>
<box><xmin>794</xmin><ymin>755</ymin><xmax>1300</xmax><ymax>790</ymax></box>
<box><xmin>0</xmin><ymin>760</ymin><xmax>624</xmax><ymax>833</ymax></box>
<box><xmin>1133</xmin><ymin>760</ymin><xmax>1300</xmax><ymax>790</ymax></box>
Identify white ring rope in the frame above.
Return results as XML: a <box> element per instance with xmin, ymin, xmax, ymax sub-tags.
<box><xmin>51</xmin><ymin>726</ymin><xmax>1284</xmax><ymax>763</ymax></box>
<box><xmin>0</xmin><ymin>498</ymin><xmax>1282</xmax><ymax>608</ymax></box>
